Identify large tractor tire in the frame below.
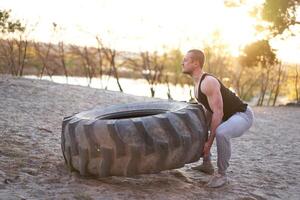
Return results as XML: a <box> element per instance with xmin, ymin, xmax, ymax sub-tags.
<box><xmin>61</xmin><ymin>101</ymin><xmax>208</xmax><ymax>177</ymax></box>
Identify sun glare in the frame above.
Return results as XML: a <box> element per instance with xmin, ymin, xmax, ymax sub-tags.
<box><xmin>0</xmin><ymin>0</ymin><xmax>299</xmax><ymax>63</ymax></box>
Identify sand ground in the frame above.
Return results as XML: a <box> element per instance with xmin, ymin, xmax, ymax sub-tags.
<box><xmin>0</xmin><ymin>75</ymin><xmax>299</xmax><ymax>200</ymax></box>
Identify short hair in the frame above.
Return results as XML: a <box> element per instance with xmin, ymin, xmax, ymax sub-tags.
<box><xmin>188</xmin><ymin>49</ymin><xmax>205</xmax><ymax>68</ymax></box>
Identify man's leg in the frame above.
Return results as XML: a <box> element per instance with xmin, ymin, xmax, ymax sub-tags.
<box><xmin>207</xmin><ymin>107</ymin><xmax>254</xmax><ymax>187</ymax></box>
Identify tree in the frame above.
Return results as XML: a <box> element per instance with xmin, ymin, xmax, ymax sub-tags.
<box><xmin>94</xmin><ymin>36</ymin><xmax>123</xmax><ymax>92</ymax></box>
<box><xmin>163</xmin><ymin>49</ymin><xmax>184</xmax><ymax>86</ymax></box>
<box><xmin>240</xmin><ymin>40</ymin><xmax>278</xmax><ymax>106</ymax></box>
<box><xmin>0</xmin><ymin>9</ymin><xmax>27</xmax><ymax>76</ymax></box>
<box><xmin>267</xmin><ymin>63</ymin><xmax>287</xmax><ymax>106</ymax></box>
<box><xmin>202</xmin><ymin>31</ymin><xmax>233</xmax><ymax>84</ymax></box>
<box><xmin>103</xmin><ymin>48</ymin><xmax>123</xmax><ymax>92</ymax></box>
<box><xmin>0</xmin><ymin>31</ymin><xmax>29</xmax><ymax>77</ymax></box>
<box><xmin>70</xmin><ymin>45</ymin><xmax>96</xmax><ymax>86</ymax></box>
<box><xmin>52</xmin><ymin>24</ymin><xmax>69</xmax><ymax>81</ymax></box>
<box><xmin>126</xmin><ymin>51</ymin><xmax>165</xmax><ymax>97</ymax></box>
<box><xmin>261</xmin><ymin>0</ymin><xmax>300</xmax><ymax>36</ymax></box>
<box><xmin>160</xmin><ymin>49</ymin><xmax>184</xmax><ymax>99</ymax></box>
<box><xmin>232</xmin><ymin>60</ymin><xmax>260</xmax><ymax>101</ymax></box>
<box><xmin>33</xmin><ymin>23</ymin><xmax>70</xmax><ymax>79</ymax></box>
<box><xmin>0</xmin><ymin>9</ymin><xmax>24</xmax><ymax>33</ymax></box>
<box><xmin>224</xmin><ymin>0</ymin><xmax>300</xmax><ymax>36</ymax></box>
<box><xmin>15</xmin><ymin>35</ymin><xmax>28</xmax><ymax>76</ymax></box>
<box><xmin>33</xmin><ymin>41</ymin><xmax>53</xmax><ymax>78</ymax></box>
<box><xmin>95</xmin><ymin>36</ymin><xmax>104</xmax><ymax>88</ymax></box>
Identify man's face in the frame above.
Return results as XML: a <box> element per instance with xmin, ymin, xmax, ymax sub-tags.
<box><xmin>182</xmin><ymin>52</ymin><xmax>196</xmax><ymax>74</ymax></box>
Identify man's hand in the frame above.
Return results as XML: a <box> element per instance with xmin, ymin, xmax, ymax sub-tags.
<box><xmin>203</xmin><ymin>141</ymin><xmax>212</xmax><ymax>157</ymax></box>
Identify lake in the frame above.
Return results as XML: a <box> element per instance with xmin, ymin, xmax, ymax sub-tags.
<box><xmin>24</xmin><ymin>75</ymin><xmax>194</xmax><ymax>102</ymax></box>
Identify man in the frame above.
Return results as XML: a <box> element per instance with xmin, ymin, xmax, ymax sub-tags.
<box><xmin>182</xmin><ymin>49</ymin><xmax>254</xmax><ymax>188</ymax></box>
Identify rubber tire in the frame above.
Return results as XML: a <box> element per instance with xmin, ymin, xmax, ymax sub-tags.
<box><xmin>61</xmin><ymin>101</ymin><xmax>208</xmax><ymax>177</ymax></box>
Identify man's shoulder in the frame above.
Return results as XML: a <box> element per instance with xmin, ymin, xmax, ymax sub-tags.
<box><xmin>200</xmin><ymin>76</ymin><xmax>221</xmax><ymax>96</ymax></box>
<box><xmin>202</xmin><ymin>74</ymin><xmax>220</xmax><ymax>87</ymax></box>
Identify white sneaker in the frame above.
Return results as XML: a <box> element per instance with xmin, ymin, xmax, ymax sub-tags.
<box><xmin>206</xmin><ymin>173</ymin><xmax>228</xmax><ymax>188</ymax></box>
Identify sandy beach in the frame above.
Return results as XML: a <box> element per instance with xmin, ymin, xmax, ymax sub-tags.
<box><xmin>0</xmin><ymin>75</ymin><xmax>299</xmax><ymax>200</ymax></box>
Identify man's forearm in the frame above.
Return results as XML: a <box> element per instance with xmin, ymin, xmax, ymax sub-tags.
<box><xmin>207</xmin><ymin>111</ymin><xmax>223</xmax><ymax>145</ymax></box>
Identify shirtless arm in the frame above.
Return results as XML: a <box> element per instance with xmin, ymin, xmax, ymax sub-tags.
<box><xmin>201</xmin><ymin>76</ymin><xmax>224</xmax><ymax>157</ymax></box>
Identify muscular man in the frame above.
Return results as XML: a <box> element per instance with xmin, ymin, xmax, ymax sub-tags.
<box><xmin>182</xmin><ymin>49</ymin><xmax>254</xmax><ymax>188</ymax></box>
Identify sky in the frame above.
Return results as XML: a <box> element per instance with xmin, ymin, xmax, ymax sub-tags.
<box><xmin>1</xmin><ymin>0</ymin><xmax>300</xmax><ymax>64</ymax></box>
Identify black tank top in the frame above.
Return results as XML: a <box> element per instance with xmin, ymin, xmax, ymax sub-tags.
<box><xmin>197</xmin><ymin>73</ymin><xmax>247</xmax><ymax>121</ymax></box>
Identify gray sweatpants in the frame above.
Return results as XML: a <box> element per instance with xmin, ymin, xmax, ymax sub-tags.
<box><xmin>206</xmin><ymin>106</ymin><xmax>254</xmax><ymax>175</ymax></box>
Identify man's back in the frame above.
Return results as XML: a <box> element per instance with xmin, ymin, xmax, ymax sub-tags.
<box><xmin>196</xmin><ymin>73</ymin><xmax>247</xmax><ymax>121</ymax></box>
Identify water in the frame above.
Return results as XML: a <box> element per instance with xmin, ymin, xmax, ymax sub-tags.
<box><xmin>24</xmin><ymin>75</ymin><xmax>194</xmax><ymax>102</ymax></box>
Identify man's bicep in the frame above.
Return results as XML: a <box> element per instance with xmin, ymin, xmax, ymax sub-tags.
<box><xmin>203</xmin><ymin>78</ymin><xmax>223</xmax><ymax>113</ymax></box>
<box><xmin>207</xmin><ymin>89</ymin><xmax>223</xmax><ymax>113</ymax></box>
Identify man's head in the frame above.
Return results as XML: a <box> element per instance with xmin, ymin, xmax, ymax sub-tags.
<box><xmin>182</xmin><ymin>49</ymin><xmax>205</xmax><ymax>75</ymax></box>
